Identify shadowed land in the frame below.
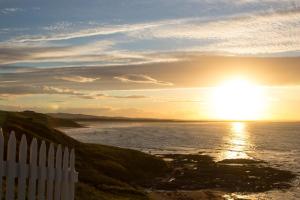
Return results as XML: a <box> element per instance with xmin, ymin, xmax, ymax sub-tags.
<box><xmin>145</xmin><ymin>154</ymin><xmax>297</xmax><ymax>200</ymax></box>
<box><xmin>0</xmin><ymin>110</ymin><xmax>167</xmax><ymax>200</ymax></box>
<box><xmin>0</xmin><ymin>110</ymin><xmax>297</xmax><ymax>200</ymax></box>
<box><xmin>142</xmin><ymin>154</ymin><xmax>295</xmax><ymax>192</ymax></box>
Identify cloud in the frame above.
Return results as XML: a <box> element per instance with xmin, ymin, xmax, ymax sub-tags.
<box><xmin>0</xmin><ymin>85</ymin><xmax>39</xmax><ymax>96</ymax></box>
<box><xmin>79</xmin><ymin>93</ymin><xmax>105</xmax><ymax>100</ymax></box>
<box><xmin>2</xmin><ymin>55</ymin><xmax>300</xmax><ymax>92</ymax></box>
<box><xmin>0</xmin><ymin>81</ymin><xmax>149</xmax><ymax>100</ymax></box>
<box><xmin>80</xmin><ymin>93</ymin><xmax>148</xmax><ymax>100</ymax></box>
<box><xmin>0</xmin><ymin>41</ymin><xmax>178</xmax><ymax>66</ymax></box>
<box><xmin>42</xmin><ymin>86</ymin><xmax>81</xmax><ymax>95</ymax></box>
<box><xmin>111</xmin><ymin>95</ymin><xmax>148</xmax><ymax>99</ymax></box>
<box><xmin>0</xmin><ymin>8</ymin><xmax>23</xmax><ymax>15</ymax></box>
<box><xmin>114</xmin><ymin>74</ymin><xmax>173</xmax><ymax>86</ymax></box>
<box><xmin>0</xmin><ymin>80</ymin><xmax>19</xmax><ymax>83</ymax></box>
<box><xmin>0</xmin><ymin>85</ymin><xmax>82</xmax><ymax>100</ymax></box>
<box><xmin>0</xmin><ymin>85</ymin><xmax>82</xmax><ymax>99</ymax></box>
<box><xmin>9</xmin><ymin>20</ymin><xmax>181</xmax><ymax>43</ymax></box>
<box><xmin>0</xmin><ymin>94</ymin><xmax>16</xmax><ymax>100</ymax></box>
<box><xmin>55</xmin><ymin>76</ymin><xmax>100</xmax><ymax>83</ymax></box>
<box><xmin>42</xmin><ymin>21</ymin><xmax>74</xmax><ymax>31</ymax></box>
<box><xmin>127</xmin><ymin>7</ymin><xmax>300</xmax><ymax>55</ymax></box>
<box><xmin>1</xmin><ymin>7</ymin><xmax>299</xmax><ymax>68</ymax></box>
<box><xmin>0</xmin><ymin>40</ymin><xmax>114</xmax><ymax>65</ymax></box>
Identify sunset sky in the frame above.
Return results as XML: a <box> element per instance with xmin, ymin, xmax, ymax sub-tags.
<box><xmin>1</xmin><ymin>0</ymin><xmax>300</xmax><ymax>120</ymax></box>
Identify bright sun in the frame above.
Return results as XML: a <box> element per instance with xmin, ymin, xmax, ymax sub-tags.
<box><xmin>210</xmin><ymin>78</ymin><xmax>266</xmax><ymax>120</ymax></box>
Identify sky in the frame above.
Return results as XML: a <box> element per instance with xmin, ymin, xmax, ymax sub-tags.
<box><xmin>1</xmin><ymin>0</ymin><xmax>300</xmax><ymax>120</ymax></box>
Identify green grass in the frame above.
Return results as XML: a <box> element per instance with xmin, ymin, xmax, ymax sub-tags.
<box><xmin>0</xmin><ymin>110</ymin><xmax>168</xmax><ymax>199</ymax></box>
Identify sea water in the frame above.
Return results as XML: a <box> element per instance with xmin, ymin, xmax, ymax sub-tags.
<box><xmin>61</xmin><ymin>121</ymin><xmax>300</xmax><ymax>199</ymax></box>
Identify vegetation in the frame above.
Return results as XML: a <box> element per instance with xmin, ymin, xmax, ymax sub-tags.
<box><xmin>0</xmin><ymin>110</ymin><xmax>168</xmax><ymax>200</ymax></box>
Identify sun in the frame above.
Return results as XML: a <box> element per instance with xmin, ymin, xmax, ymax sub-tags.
<box><xmin>210</xmin><ymin>78</ymin><xmax>266</xmax><ymax>120</ymax></box>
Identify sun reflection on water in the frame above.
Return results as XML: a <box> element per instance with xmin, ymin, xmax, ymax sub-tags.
<box><xmin>232</xmin><ymin>122</ymin><xmax>245</xmax><ymax>134</ymax></box>
<box><xmin>222</xmin><ymin>122</ymin><xmax>251</xmax><ymax>160</ymax></box>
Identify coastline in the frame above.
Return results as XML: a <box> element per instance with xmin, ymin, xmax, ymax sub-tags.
<box><xmin>1</xmin><ymin>110</ymin><xmax>297</xmax><ymax>199</ymax></box>
<box><xmin>139</xmin><ymin>153</ymin><xmax>296</xmax><ymax>192</ymax></box>
<box><xmin>145</xmin><ymin>153</ymin><xmax>298</xmax><ymax>200</ymax></box>
<box><xmin>148</xmin><ymin>190</ymin><xmax>227</xmax><ymax>200</ymax></box>
<box><xmin>60</xmin><ymin>120</ymin><xmax>299</xmax><ymax>199</ymax></box>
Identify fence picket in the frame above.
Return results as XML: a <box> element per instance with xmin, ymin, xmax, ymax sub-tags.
<box><xmin>54</xmin><ymin>145</ymin><xmax>62</xmax><ymax>200</ymax></box>
<box><xmin>38</xmin><ymin>141</ymin><xmax>47</xmax><ymax>200</ymax></box>
<box><xmin>17</xmin><ymin>135</ymin><xmax>28</xmax><ymax>200</ymax></box>
<box><xmin>6</xmin><ymin>131</ymin><xmax>17</xmax><ymax>200</ymax></box>
<box><xmin>28</xmin><ymin>138</ymin><xmax>38</xmax><ymax>200</ymax></box>
<box><xmin>69</xmin><ymin>149</ymin><xmax>75</xmax><ymax>200</ymax></box>
<box><xmin>0</xmin><ymin>129</ymin><xmax>4</xmax><ymax>200</ymax></box>
<box><xmin>61</xmin><ymin>147</ymin><xmax>69</xmax><ymax>200</ymax></box>
<box><xmin>0</xmin><ymin>129</ymin><xmax>78</xmax><ymax>200</ymax></box>
<box><xmin>47</xmin><ymin>143</ymin><xmax>55</xmax><ymax>200</ymax></box>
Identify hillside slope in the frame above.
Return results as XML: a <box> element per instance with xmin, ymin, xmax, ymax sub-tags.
<box><xmin>0</xmin><ymin>110</ymin><xmax>168</xmax><ymax>200</ymax></box>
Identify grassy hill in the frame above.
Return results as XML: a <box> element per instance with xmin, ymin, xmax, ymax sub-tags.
<box><xmin>0</xmin><ymin>110</ymin><xmax>168</xmax><ymax>200</ymax></box>
<box><xmin>48</xmin><ymin>112</ymin><xmax>180</xmax><ymax>122</ymax></box>
<box><xmin>21</xmin><ymin>110</ymin><xmax>83</xmax><ymax>128</ymax></box>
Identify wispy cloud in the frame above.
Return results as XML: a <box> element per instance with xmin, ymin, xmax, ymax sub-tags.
<box><xmin>80</xmin><ymin>93</ymin><xmax>148</xmax><ymax>100</ymax></box>
<box><xmin>1</xmin><ymin>6</ymin><xmax>299</xmax><ymax>68</ymax></box>
<box><xmin>111</xmin><ymin>95</ymin><xmax>148</xmax><ymax>99</ymax></box>
<box><xmin>0</xmin><ymin>8</ymin><xmax>23</xmax><ymax>15</ymax></box>
<box><xmin>42</xmin><ymin>21</ymin><xmax>74</xmax><ymax>31</ymax></box>
<box><xmin>55</xmin><ymin>76</ymin><xmax>100</xmax><ymax>83</ymax></box>
<box><xmin>2</xmin><ymin>55</ymin><xmax>300</xmax><ymax>93</ymax></box>
<box><xmin>0</xmin><ymin>85</ymin><xmax>39</xmax><ymax>96</ymax></box>
<box><xmin>0</xmin><ymin>83</ymin><xmax>149</xmax><ymax>100</ymax></box>
<box><xmin>9</xmin><ymin>20</ymin><xmax>183</xmax><ymax>43</ymax></box>
<box><xmin>114</xmin><ymin>74</ymin><xmax>173</xmax><ymax>86</ymax></box>
<box><xmin>0</xmin><ymin>40</ymin><xmax>113</xmax><ymax>64</ymax></box>
<box><xmin>0</xmin><ymin>40</ymin><xmax>178</xmax><ymax>66</ymax></box>
<box><xmin>42</xmin><ymin>86</ymin><xmax>81</xmax><ymax>95</ymax></box>
<box><xmin>0</xmin><ymin>80</ymin><xmax>19</xmax><ymax>83</ymax></box>
<box><xmin>127</xmin><ymin>8</ymin><xmax>300</xmax><ymax>55</ymax></box>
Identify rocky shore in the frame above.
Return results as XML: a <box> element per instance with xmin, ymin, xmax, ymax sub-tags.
<box><xmin>143</xmin><ymin>153</ymin><xmax>297</xmax><ymax>199</ymax></box>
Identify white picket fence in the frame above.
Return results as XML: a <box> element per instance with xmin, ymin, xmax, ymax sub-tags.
<box><xmin>0</xmin><ymin>128</ymin><xmax>78</xmax><ymax>200</ymax></box>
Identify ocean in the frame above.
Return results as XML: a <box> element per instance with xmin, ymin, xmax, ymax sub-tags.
<box><xmin>61</xmin><ymin>121</ymin><xmax>300</xmax><ymax>199</ymax></box>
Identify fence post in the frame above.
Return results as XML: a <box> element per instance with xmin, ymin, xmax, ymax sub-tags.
<box><xmin>62</xmin><ymin>147</ymin><xmax>69</xmax><ymax>200</ymax></box>
<box><xmin>54</xmin><ymin>145</ymin><xmax>62</xmax><ymax>200</ymax></box>
<box><xmin>28</xmin><ymin>138</ymin><xmax>38</xmax><ymax>200</ymax></box>
<box><xmin>17</xmin><ymin>135</ymin><xmax>28</xmax><ymax>200</ymax></box>
<box><xmin>6</xmin><ymin>131</ymin><xmax>17</xmax><ymax>200</ymax></box>
<box><xmin>38</xmin><ymin>141</ymin><xmax>47</xmax><ymax>200</ymax></box>
<box><xmin>69</xmin><ymin>149</ymin><xmax>76</xmax><ymax>200</ymax></box>
<box><xmin>0</xmin><ymin>129</ymin><xmax>4</xmax><ymax>200</ymax></box>
<box><xmin>47</xmin><ymin>143</ymin><xmax>55</xmax><ymax>200</ymax></box>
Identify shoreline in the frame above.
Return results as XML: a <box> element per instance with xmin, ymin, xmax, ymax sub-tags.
<box><xmin>148</xmin><ymin>190</ymin><xmax>228</xmax><ymax>200</ymax></box>
<box><xmin>58</xmin><ymin>120</ymin><xmax>299</xmax><ymax>199</ymax></box>
<box><xmin>140</xmin><ymin>153</ymin><xmax>297</xmax><ymax>198</ymax></box>
<box><xmin>145</xmin><ymin>153</ymin><xmax>298</xmax><ymax>200</ymax></box>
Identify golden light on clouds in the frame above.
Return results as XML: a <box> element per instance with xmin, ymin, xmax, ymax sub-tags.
<box><xmin>210</xmin><ymin>78</ymin><xmax>267</xmax><ymax>120</ymax></box>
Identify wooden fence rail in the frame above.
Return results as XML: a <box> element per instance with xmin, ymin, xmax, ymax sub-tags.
<box><xmin>0</xmin><ymin>128</ymin><xmax>78</xmax><ymax>200</ymax></box>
